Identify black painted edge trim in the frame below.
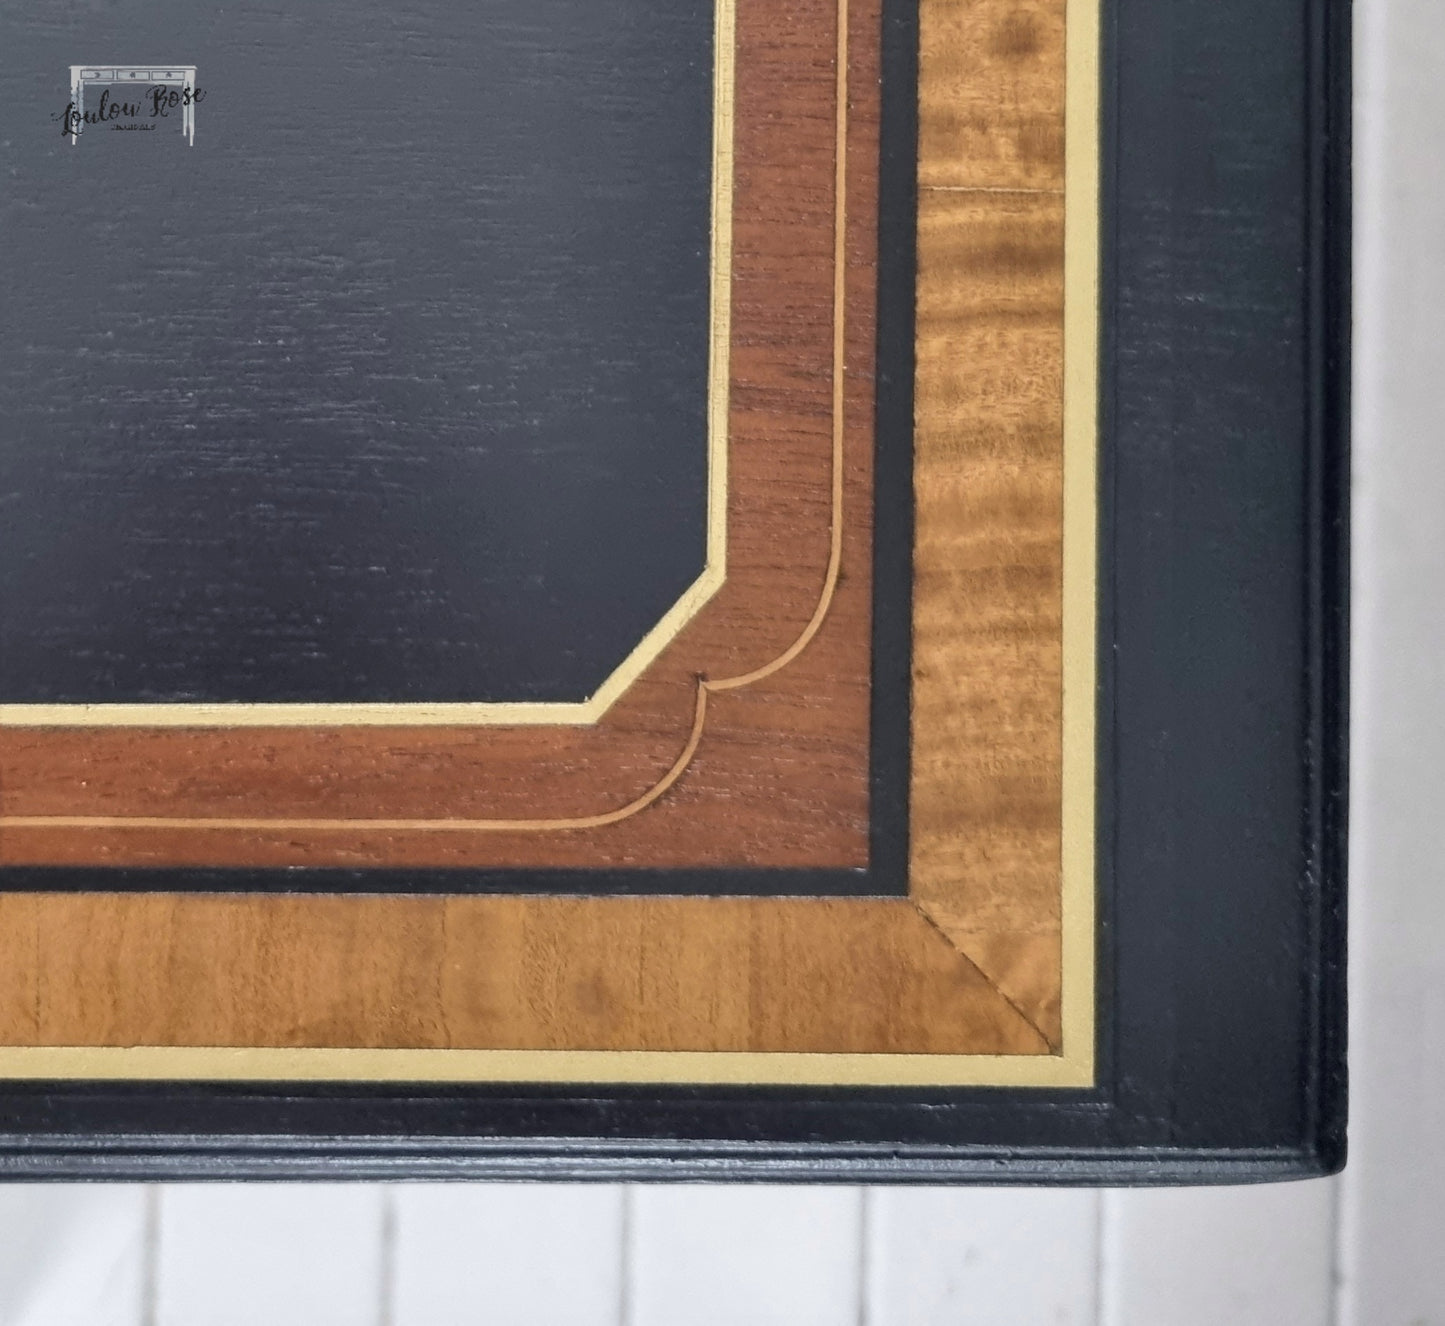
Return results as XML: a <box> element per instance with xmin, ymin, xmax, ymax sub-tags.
<box><xmin>866</xmin><ymin>0</ymin><xmax>922</xmax><ymax>890</ymax></box>
<box><xmin>0</xmin><ymin>1136</ymin><xmax>1338</xmax><ymax>1185</ymax></box>
<box><xmin>1302</xmin><ymin>0</ymin><xmax>1352</xmax><ymax>1177</ymax></box>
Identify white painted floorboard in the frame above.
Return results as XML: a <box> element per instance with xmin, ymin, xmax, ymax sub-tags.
<box><xmin>391</xmin><ymin>1184</ymin><xmax>623</xmax><ymax>1325</ymax></box>
<box><xmin>628</xmin><ymin>1186</ymin><xmax>863</xmax><ymax>1326</ymax></box>
<box><xmin>0</xmin><ymin>1186</ymin><xmax>148</xmax><ymax>1326</ymax></box>
<box><xmin>154</xmin><ymin>1185</ymin><xmax>384</xmax><ymax>1326</ymax></box>
<box><xmin>1339</xmin><ymin>0</ymin><xmax>1445</xmax><ymax>1321</ymax></box>
<box><xmin>1100</xmin><ymin>1182</ymin><xmax>1337</xmax><ymax>1326</ymax></box>
<box><xmin>866</xmin><ymin>1188</ymin><xmax>1100</xmax><ymax>1326</ymax></box>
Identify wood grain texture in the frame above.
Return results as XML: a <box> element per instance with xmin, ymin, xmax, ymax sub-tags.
<box><xmin>0</xmin><ymin>894</ymin><xmax>1048</xmax><ymax>1054</ymax></box>
<box><xmin>910</xmin><ymin>0</ymin><xmax>1067</xmax><ymax>1044</ymax></box>
<box><xmin>919</xmin><ymin>0</ymin><xmax>1065</xmax><ymax>190</ymax></box>
<box><xmin>0</xmin><ymin>0</ymin><xmax>1073</xmax><ymax>1064</ymax></box>
<box><xmin>910</xmin><ymin>188</ymin><xmax>1065</xmax><ymax>1040</ymax></box>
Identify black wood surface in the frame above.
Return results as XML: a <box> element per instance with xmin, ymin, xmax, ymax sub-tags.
<box><xmin>0</xmin><ymin>0</ymin><xmax>713</xmax><ymax>705</ymax></box>
<box><xmin>0</xmin><ymin>0</ymin><xmax>1349</xmax><ymax>1181</ymax></box>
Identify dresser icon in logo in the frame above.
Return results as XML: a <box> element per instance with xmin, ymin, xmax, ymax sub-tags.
<box><xmin>68</xmin><ymin>66</ymin><xmax>199</xmax><ymax>145</ymax></box>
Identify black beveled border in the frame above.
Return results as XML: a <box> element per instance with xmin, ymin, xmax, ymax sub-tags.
<box><xmin>0</xmin><ymin>0</ymin><xmax>1348</xmax><ymax>1181</ymax></box>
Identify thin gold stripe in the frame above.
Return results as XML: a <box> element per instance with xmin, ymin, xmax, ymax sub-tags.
<box><xmin>1061</xmin><ymin>0</ymin><xmax>1101</xmax><ymax>1093</ymax></box>
<box><xmin>0</xmin><ymin>1046</ymin><xmax>1094</xmax><ymax>1088</ymax></box>
<box><xmin>709</xmin><ymin>0</ymin><xmax>848</xmax><ymax>695</ymax></box>
<box><xmin>5</xmin><ymin>687</ymin><xmax>711</xmax><ymax>834</ymax></box>
<box><xmin>0</xmin><ymin>560</ymin><xmax>725</xmax><ymax>730</ymax></box>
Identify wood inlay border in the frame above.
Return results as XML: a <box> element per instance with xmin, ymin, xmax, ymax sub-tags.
<box><xmin>0</xmin><ymin>0</ymin><xmax>877</xmax><ymax>871</ymax></box>
<box><xmin>0</xmin><ymin>0</ymin><xmax>1099</xmax><ymax>1085</ymax></box>
<box><xmin>0</xmin><ymin>0</ymin><xmax>847</xmax><ymax>839</ymax></box>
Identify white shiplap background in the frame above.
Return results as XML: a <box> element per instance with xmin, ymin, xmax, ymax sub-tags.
<box><xmin>0</xmin><ymin>0</ymin><xmax>1440</xmax><ymax>1320</ymax></box>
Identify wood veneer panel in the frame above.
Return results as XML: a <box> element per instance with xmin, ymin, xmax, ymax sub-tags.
<box><xmin>909</xmin><ymin>188</ymin><xmax>1065</xmax><ymax>1040</ymax></box>
<box><xmin>0</xmin><ymin>895</ymin><xmax>1046</xmax><ymax>1055</ymax></box>
<box><xmin>918</xmin><ymin>0</ymin><xmax>1066</xmax><ymax>190</ymax></box>
<box><xmin>0</xmin><ymin>0</ymin><xmax>1074</xmax><ymax>1062</ymax></box>
<box><xmin>908</xmin><ymin>0</ymin><xmax>1068</xmax><ymax>1042</ymax></box>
